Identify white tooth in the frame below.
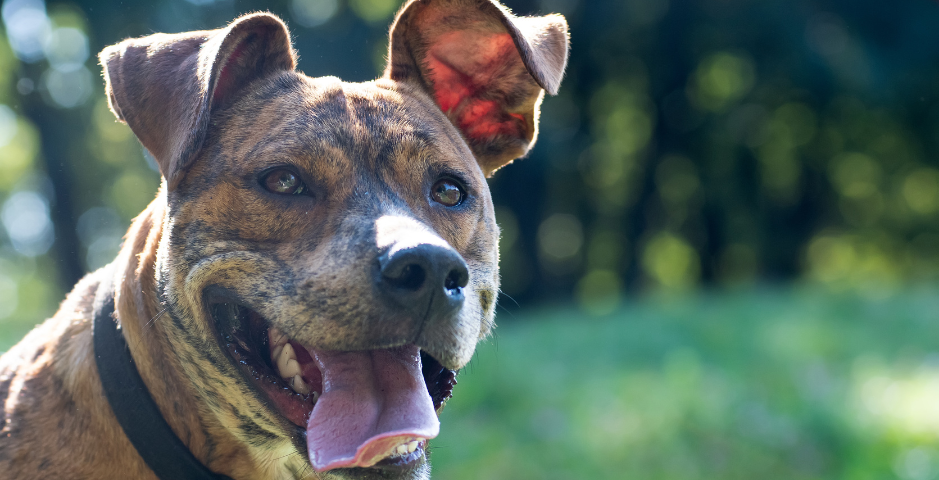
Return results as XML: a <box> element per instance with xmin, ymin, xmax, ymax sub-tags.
<box><xmin>282</xmin><ymin>359</ymin><xmax>301</xmax><ymax>379</ymax></box>
<box><xmin>395</xmin><ymin>444</ymin><xmax>408</xmax><ymax>456</ymax></box>
<box><xmin>310</xmin><ymin>391</ymin><xmax>320</xmax><ymax>403</ymax></box>
<box><xmin>407</xmin><ymin>441</ymin><xmax>418</xmax><ymax>453</ymax></box>
<box><xmin>271</xmin><ymin>345</ymin><xmax>284</xmax><ymax>365</ymax></box>
<box><xmin>277</xmin><ymin>343</ymin><xmax>296</xmax><ymax>377</ymax></box>
<box><xmin>290</xmin><ymin>375</ymin><xmax>311</xmax><ymax>395</ymax></box>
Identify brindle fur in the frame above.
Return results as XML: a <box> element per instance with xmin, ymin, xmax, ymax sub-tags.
<box><xmin>0</xmin><ymin>1</ymin><xmax>568</xmax><ymax>478</ymax></box>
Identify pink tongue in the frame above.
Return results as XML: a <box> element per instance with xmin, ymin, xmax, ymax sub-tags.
<box><xmin>305</xmin><ymin>345</ymin><xmax>440</xmax><ymax>471</ymax></box>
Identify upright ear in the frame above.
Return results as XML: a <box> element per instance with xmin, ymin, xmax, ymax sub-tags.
<box><xmin>384</xmin><ymin>0</ymin><xmax>569</xmax><ymax>176</ymax></box>
<box><xmin>100</xmin><ymin>13</ymin><xmax>296</xmax><ymax>188</ymax></box>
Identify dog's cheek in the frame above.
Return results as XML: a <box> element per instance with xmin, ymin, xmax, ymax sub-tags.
<box><xmin>462</xmin><ymin>210</ymin><xmax>500</xmax><ymax>340</ymax></box>
<box><xmin>156</xmin><ymin>252</ymin><xmax>301</xmax><ymax>459</ymax></box>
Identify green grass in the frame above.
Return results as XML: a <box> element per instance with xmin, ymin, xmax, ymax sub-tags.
<box><xmin>430</xmin><ymin>286</ymin><xmax>939</xmax><ymax>480</ymax></box>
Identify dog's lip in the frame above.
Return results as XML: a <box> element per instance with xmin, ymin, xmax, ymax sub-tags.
<box><xmin>202</xmin><ymin>287</ymin><xmax>319</xmax><ymax>426</ymax></box>
<box><xmin>342</xmin><ymin>450</ymin><xmax>429</xmax><ymax>477</ymax></box>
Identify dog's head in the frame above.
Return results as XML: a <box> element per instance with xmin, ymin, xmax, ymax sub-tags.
<box><xmin>100</xmin><ymin>1</ymin><xmax>567</xmax><ymax>478</ymax></box>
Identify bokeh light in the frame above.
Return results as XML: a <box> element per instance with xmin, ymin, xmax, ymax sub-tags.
<box><xmin>290</xmin><ymin>0</ymin><xmax>339</xmax><ymax>27</ymax></box>
<box><xmin>1</xmin><ymin>190</ymin><xmax>54</xmax><ymax>257</ymax></box>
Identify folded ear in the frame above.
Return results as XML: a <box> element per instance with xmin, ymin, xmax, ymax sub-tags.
<box><xmin>384</xmin><ymin>0</ymin><xmax>569</xmax><ymax>176</ymax></box>
<box><xmin>100</xmin><ymin>13</ymin><xmax>296</xmax><ymax>188</ymax></box>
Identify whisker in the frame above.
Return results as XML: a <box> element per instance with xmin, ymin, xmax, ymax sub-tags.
<box><xmin>496</xmin><ymin>290</ymin><xmax>519</xmax><ymax>318</ymax></box>
<box><xmin>274</xmin><ymin>449</ymin><xmax>300</xmax><ymax>460</ymax></box>
<box><xmin>132</xmin><ymin>307</ymin><xmax>168</xmax><ymax>350</ymax></box>
<box><xmin>144</xmin><ymin>307</ymin><xmax>168</xmax><ymax>331</ymax></box>
<box><xmin>298</xmin><ymin>462</ymin><xmax>316</xmax><ymax>479</ymax></box>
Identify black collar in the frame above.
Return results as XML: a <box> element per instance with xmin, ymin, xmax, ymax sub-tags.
<box><xmin>92</xmin><ymin>271</ymin><xmax>233</xmax><ymax>480</ymax></box>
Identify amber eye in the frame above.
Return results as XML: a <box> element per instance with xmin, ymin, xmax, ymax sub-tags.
<box><xmin>262</xmin><ymin>169</ymin><xmax>305</xmax><ymax>195</ymax></box>
<box><xmin>431</xmin><ymin>178</ymin><xmax>464</xmax><ymax>207</ymax></box>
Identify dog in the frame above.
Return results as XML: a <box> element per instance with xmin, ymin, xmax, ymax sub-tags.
<box><xmin>0</xmin><ymin>1</ymin><xmax>567</xmax><ymax>478</ymax></box>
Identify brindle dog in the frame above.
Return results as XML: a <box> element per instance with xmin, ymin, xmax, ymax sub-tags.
<box><xmin>0</xmin><ymin>1</ymin><xmax>567</xmax><ymax>478</ymax></box>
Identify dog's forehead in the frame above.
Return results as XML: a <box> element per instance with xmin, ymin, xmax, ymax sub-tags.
<box><xmin>210</xmin><ymin>73</ymin><xmax>480</xmax><ymax>184</ymax></box>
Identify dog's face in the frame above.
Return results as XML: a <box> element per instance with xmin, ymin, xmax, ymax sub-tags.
<box><xmin>100</xmin><ymin>1</ymin><xmax>566</xmax><ymax>478</ymax></box>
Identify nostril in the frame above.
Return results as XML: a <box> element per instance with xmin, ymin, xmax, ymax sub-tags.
<box><xmin>387</xmin><ymin>263</ymin><xmax>427</xmax><ymax>291</ymax></box>
<box><xmin>444</xmin><ymin>272</ymin><xmax>458</xmax><ymax>292</ymax></box>
<box><xmin>444</xmin><ymin>268</ymin><xmax>466</xmax><ymax>293</ymax></box>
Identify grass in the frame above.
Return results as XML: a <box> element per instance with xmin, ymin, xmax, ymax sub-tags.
<box><xmin>3</xmin><ymin>284</ymin><xmax>939</xmax><ymax>479</ymax></box>
<box><xmin>429</xmin><ymin>285</ymin><xmax>939</xmax><ymax>480</ymax></box>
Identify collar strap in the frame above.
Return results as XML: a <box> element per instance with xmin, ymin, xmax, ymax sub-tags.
<box><xmin>92</xmin><ymin>272</ymin><xmax>234</xmax><ymax>480</ymax></box>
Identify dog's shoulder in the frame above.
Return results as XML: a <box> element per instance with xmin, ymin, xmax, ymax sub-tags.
<box><xmin>0</xmin><ymin>268</ymin><xmax>152</xmax><ymax>478</ymax></box>
<box><xmin>0</xmin><ymin>268</ymin><xmax>99</xmax><ymax>392</ymax></box>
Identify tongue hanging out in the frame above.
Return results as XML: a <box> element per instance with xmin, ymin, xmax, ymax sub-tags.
<box><xmin>304</xmin><ymin>345</ymin><xmax>440</xmax><ymax>471</ymax></box>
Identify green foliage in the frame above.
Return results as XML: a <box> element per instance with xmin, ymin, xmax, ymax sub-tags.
<box><xmin>432</xmin><ymin>286</ymin><xmax>939</xmax><ymax>479</ymax></box>
<box><xmin>348</xmin><ymin>0</ymin><xmax>399</xmax><ymax>23</ymax></box>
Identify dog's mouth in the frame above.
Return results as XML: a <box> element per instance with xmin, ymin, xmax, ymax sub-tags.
<box><xmin>207</xmin><ymin>296</ymin><xmax>456</xmax><ymax>473</ymax></box>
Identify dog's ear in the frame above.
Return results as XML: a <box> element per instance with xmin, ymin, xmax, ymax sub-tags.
<box><xmin>384</xmin><ymin>0</ymin><xmax>569</xmax><ymax>176</ymax></box>
<box><xmin>100</xmin><ymin>13</ymin><xmax>296</xmax><ymax>188</ymax></box>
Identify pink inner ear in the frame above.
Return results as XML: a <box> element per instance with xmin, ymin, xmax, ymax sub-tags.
<box><xmin>213</xmin><ymin>42</ymin><xmax>248</xmax><ymax>105</ymax></box>
<box><xmin>426</xmin><ymin>31</ymin><xmax>525</xmax><ymax>140</ymax></box>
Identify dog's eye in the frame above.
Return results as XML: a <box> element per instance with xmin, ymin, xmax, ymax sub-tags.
<box><xmin>431</xmin><ymin>179</ymin><xmax>464</xmax><ymax>207</ymax></box>
<box><xmin>262</xmin><ymin>169</ymin><xmax>306</xmax><ymax>195</ymax></box>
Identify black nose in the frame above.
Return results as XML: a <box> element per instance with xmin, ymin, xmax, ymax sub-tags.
<box><xmin>377</xmin><ymin>243</ymin><xmax>469</xmax><ymax>319</ymax></box>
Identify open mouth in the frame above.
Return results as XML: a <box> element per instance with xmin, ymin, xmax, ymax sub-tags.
<box><xmin>207</xmin><ymin>295</ymin><xmax>457</xmax><ymax>472</ymax></box>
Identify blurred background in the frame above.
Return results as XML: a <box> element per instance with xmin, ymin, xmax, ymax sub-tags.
<box><xmin>1</xmin><ymin>0</ymin><xmax>939</xmax><ymax>478</ymax></box>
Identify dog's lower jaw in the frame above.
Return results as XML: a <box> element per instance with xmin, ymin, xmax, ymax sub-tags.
<box><xmin>321</xmin><ymin>464</ymin><xmax>431</xmax><ymax>480</ymax></box>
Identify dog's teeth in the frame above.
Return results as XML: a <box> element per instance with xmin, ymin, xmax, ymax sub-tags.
<box><xmin>270</xmin><ymin>340</ymin><xmax>318</xmax><ymax>400</ymax></box>
<box><xmin>282</xmin><ymin>359</ymin><xmax>301</xmax><ymax>379</ymax></box>
<box><xmin>395</xmin><ymin>444</ymin><xmax>408</xmax><ymax>456</ymax></box>
<box><xmin>407</xmin><ymin>440</ymin><xmax>418</xmax><ymax>453</ymax></box>
<box><xmin>290</xmin><ymin>374</ymin><xmax>311</xmax><ymax>395</ymax></box>
<box><xmin>277</xmin><ymin>343</ymin><xmax>299</xmax><ymax>378</ymax></box>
